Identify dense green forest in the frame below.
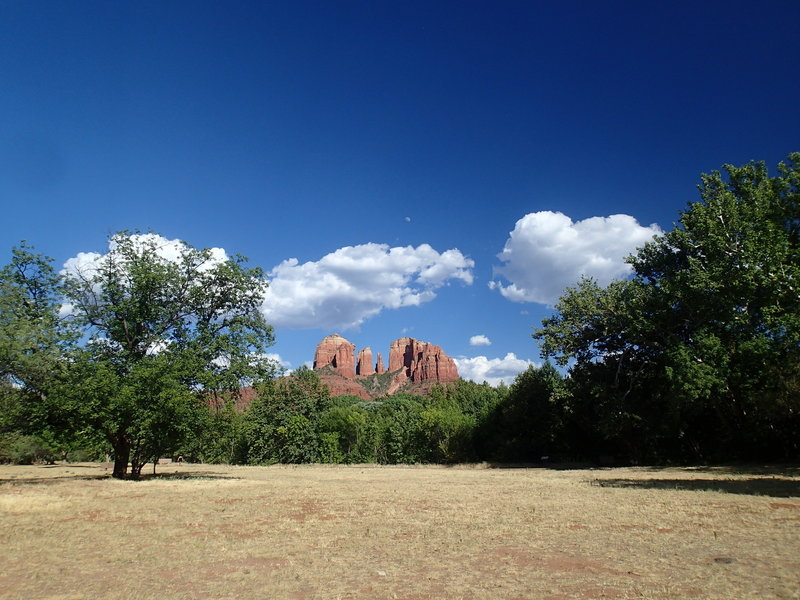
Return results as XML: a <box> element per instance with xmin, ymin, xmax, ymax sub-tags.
<box><xmin>1</xmin><ymin>155</ymin><xmax>798</xmax><ymax>474</ymax></box>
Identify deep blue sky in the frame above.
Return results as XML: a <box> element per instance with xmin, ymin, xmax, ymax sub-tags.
<box><xmin>2</xmin><ymin>1</ymin><xmax>798</xmax><ymax>383</ymax></box>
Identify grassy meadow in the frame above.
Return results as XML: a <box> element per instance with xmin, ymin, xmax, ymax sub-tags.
<box><xmin>1</xmin><ymin>462</ymin><xmax>798</xmax><ymax>600</ymax></box>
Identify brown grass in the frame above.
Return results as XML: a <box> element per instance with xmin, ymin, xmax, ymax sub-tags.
<box><xmin>1</xmin><ymin>462</ymin><xmax>798</xmax><ymax>600</ymax></box>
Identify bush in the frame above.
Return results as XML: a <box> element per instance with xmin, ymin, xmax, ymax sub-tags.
<box><xmin>0</xmin><ymin>433</ymin><xmax>57</xmax><ymax>464</ymax></box>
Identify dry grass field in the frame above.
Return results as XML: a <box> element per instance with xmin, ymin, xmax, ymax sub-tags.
<box><xmin>1</xmin><ymin>462</ymin><xmax>798</xmax><ymax>600</ymax></box>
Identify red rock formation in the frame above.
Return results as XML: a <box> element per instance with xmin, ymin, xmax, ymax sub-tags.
<box><xmin>312</xmin><ymin>335</ymin><xmax>459</xmax><ymax>399</ymax></box>
<box><xmin>356</xmin><ymin>347</ymin><xmax>375</xmax><ymax>376</ymax></box>
<box><xmin>313</xmin><ymin>334</ymin><xmax>356</xmax><ymax>379</ymax></box>
<box><xmin>387</xmin><ymin>337</ymin><xmax>459</xmax><ymax>383</ymax></box>
<box><xmin>388</xmin><ymin>338</ymin><xmax>409</xmax><ymax>373</ymax></box>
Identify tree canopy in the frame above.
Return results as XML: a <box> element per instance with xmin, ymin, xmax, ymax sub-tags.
<box><xmin>1</xmin><ymin>232</ymin><xmax>277</xmax><ymax>477</ymax></box>
<box><xmin>535</xmin><ymin>153</ymin><xmax>800</xmax><ymax>461</ymax></box>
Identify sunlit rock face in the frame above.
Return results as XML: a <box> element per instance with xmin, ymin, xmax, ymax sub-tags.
<box><xmin>387</xmin><ymin>337</ymin><xmax>459</xmax><ymax>384</ymax></box>
<box><xmin>312</xmin><ymin>334</ymin><xmax>356</xmax><ymax>379</ymax></box>
<box><xmin>314</xmin><ymin>335</ymin><xmax>459</xmax><ymax>382</ymax></box>
<box><xmin>356</xmin><ymin>347</ymin><xmax>375</xmax><ymax>376</ymax></box>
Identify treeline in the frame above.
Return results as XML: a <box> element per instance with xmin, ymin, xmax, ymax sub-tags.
<box><xmin>178</xmin><ymin>363</ymin><xmax>566</xmax><ymax>465</ymax></box>
<box><xmin>2</xmin><ymin>154</ymin><xmax>798</xmax><ymax>470</ymax></box>
<box><xmin>1</xmin><ymin>362</ymin><xmax>568</xmax><ymax>466</ymax></box>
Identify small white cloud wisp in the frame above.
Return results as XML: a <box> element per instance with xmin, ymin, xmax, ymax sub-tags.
<box><xmin>469</xmin><ymin>334</ymin><xmax>492</xmax><ymax>347</ymax></box>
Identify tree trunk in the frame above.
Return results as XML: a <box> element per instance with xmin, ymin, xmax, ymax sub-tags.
<box><xmin>112</xmin><ymin>436</ymin><xmax>130</xmax><ymax>479</ymax></box>
<box><xmin>129</xmin><ymin>460</ymin><xmax>143</xmax><ymax>480</ymax></box>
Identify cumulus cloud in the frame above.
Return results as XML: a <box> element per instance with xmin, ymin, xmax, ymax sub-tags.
<box><xmin>454</xmin><ymin>353</ymin><xmax>539</xmax><ymax>387</ymax></box>
<box><xmin>60</xmin><ymin>233</ymin><xmax>231</xmax><ymax>316</ymax></box>
<box><xmin>261</xmin><ymin>242</ymin><xmax>474</xmax><ymax>329</ymax></box>
<box><xmin>61</xmin><ymin>233</ymin><xmax>229</xmax><ymax>280</ymax></box>
<box><xmin>490</xmin><ymin>211</ymin><xmax>661</xmax><ymax>305</ymax></box>
<box><xmin>469</xmin><ymin>334</ymin><xmax>491</xmax><ymax>347</ymax></box>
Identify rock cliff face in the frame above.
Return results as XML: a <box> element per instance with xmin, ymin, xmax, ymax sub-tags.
<box><xmin>356</xmin><ymin>347</ymin><xmax>375</xmax><ymax>376</ymax></box>
<box><xmin>313</xmin><ymin>334</ymin><xmax>356</xmax><ymax>379</ymax></box>
<box><xmin>313</xmin><ymin>334</ymin><xmax>459</xmax><ymax>397</ymax></box>
<box><xmin>388</xmin><ymin>337</ymin><xmax>460</xmax><ymax>384</ymax></box>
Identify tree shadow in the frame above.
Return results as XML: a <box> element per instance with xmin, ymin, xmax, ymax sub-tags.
<box><xmin>137</xmin><ymin>471</ymin><xmax>241</xmax><ymax>481</ymax></box>
<box><xmin>636</xmin><ymin>465</ymin><xmax>800</xmax><ymax>477</ymax></box>
<box><xmin>0</xmin><ymin>468</ymin><xmax>240</xmax><ymax>485</ymax></box>
<box><xmin>594</xmin><ymin>477</ymin><xmax>800</xmax><ymax>498</ymax></box>
<box><xmin>0</xmin><ymin>474</ymin><xmax>110</xmax><ymax>485</ymax></box>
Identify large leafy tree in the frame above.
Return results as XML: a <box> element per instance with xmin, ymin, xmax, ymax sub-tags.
<box><xmin>535</xmin><ymin>153</ymin><xmax>800</xmax><ymax>461</ymax></box>
<box><xmin>61</xmin><ymin>232</ymin><xmax>276</xmax><ymax>477</ymax></box>
<box><xmin>0</xmin><ymin>244</ymin><xmax>78</xmax><ymax>458</ymax></box>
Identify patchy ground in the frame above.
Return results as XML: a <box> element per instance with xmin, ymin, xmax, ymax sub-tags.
<box><xmin>1</xmin><ymin>462</ymin><xmax>798</xmax><ymax>599</ymax></box>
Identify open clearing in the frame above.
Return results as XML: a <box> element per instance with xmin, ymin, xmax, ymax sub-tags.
<box><xmin>1</xmin><ymin>463</ymin><xmax>798</xmax><ymax>600</ymax></box>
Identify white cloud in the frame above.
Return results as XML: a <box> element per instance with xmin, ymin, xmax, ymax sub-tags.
<box><xmin>491</xmin><ymin>211</ymin><xmax>661</xmax><ymax>305</ymax></box>
<box><xmin>261</xmin><ymin>242</ymin><xmax>474</xmax><ymax>329</ymax></box>
<box><xmin>454</xmin><ymin>353</ymin><xmax>539</xmax><ymax>387</ymax></box>
<box><xmin>469</xmin><ymin>334</ymin><xmax>491</xmax><ymax>347</ymax></box>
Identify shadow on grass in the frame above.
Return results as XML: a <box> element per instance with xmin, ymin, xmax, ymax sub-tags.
<box><xmin>681</xmin><ymin>465</ymin><xmax>800</xmax><ymax>477</ymax></box>
<box><xmin>482</xmin><ymin>462</ymin><xmax>800</xmax><ymax>477</ymax></box>
<box><xmin>138</xmin><ymin>471</ymin><xmax>241</xmax><ymax>481</ymax></box>
<box><xmin>594</xmin><ymin>477</ymin><xmax>800</xmax><ymax>498</ymax></box>
<box><xmin>0</xmin><ymin>468</ymin><xmax>240</xmax><ymax>485</ymax></box>
<box><xmin>0</xmin><ymin>474</ymin><xmax>111</xmax><ymax>485</ymax></box>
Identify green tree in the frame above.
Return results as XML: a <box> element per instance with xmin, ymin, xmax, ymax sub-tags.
<box><xmin>318</xmin><ymin>398</ymin><xmax>372</xmax><ymax>463</ymax></box>
<box><xmin>371</xmin><ymin>395</ymin><xmax>427</xmax><ymax>464</ymax></box>
<box><xmin>0</xmin><ymin>244</ymin><xmax>86</xmax><ymax>460</ymax></box>
<box><xmin>535</xmin><ymin>153</ymin><xmax>800</xmax><ymax>461</ymax></box>
<box><xmin>486</xmin><ymin>363</ymin><xmax>566</xmax><ymax>462</ymax></box>
<box><xmin>0</xmin><ymin>243</ymin><xmax>72</xmax><ymax>407</ymax></box>
<box><xmin>61</xmin><ymin>232</ymin><xmax>276</xmax><ymax>477</ymax></box>
<box><xmin>244</xmin><ymin>366</ymin><xmax>331</xmax><ymax>464</ymax></box>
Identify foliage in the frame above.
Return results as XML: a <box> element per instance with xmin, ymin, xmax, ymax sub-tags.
<box><xmin>486</xmin><ymin>363</ymin><xmax>567</xmax><ymax>462</ymax></box>
<box><xmin>244</xmin><ymin>366</ymin><xmax>332</xmax><ymax>464</ymax></box>
<box><xmin>0</xmin><ymin>244</ymin><xmax>73</xmax><ymax>417</ymax></box>
<box><xmin>535</xmin><ymin>153</ymin><xmax>800</xmax><ymax>462</ymax></box>
<box><xmin>0</xmin><ymin>232</ymin><xmax>277</xmax><ymax>478</ymax></box>
<box><xmin>0</xmin><ymin>433</ymin><xmax>56</xmax><ymax>464</ymax></box>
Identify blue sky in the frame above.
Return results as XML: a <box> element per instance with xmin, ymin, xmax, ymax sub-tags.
<box><xmin>2</xmin><ymin>1</ymin><xmax>798</xmax><ymax>384</ymax></box>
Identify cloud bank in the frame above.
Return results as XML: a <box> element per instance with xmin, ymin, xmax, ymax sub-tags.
<box><xmin>261</xmin><ymin>243</ymin><xmax>474</xmax><ymax>330</ymax></box>
<box><xmin>454</xmin><ymin>353</ymin><xmax>539</xmax><ymax>387</ymax></box>
<box><xmin>490</xmin><ymin>211</ymin><xmax>661</xmax><ymax>305</ymax></box>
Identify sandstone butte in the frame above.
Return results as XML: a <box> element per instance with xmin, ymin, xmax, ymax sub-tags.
<box><xmin>312</xmin><ymin>334</ymin><xmax>356</xmax><ymax>379</ymax></box>
<box><xmin>312</xmin><ymin>334</ymin><xmax>460</xmax><ymax>400</ymax></box>
<box><xmin>356</xmin><ymin>347</ymin><xmax>375</xmax><ymax>376</ymax></box>
<box><xmin>221</xmin><ymin>334</ymin><xmax>461</xmax><ymax>408</ymax></box>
